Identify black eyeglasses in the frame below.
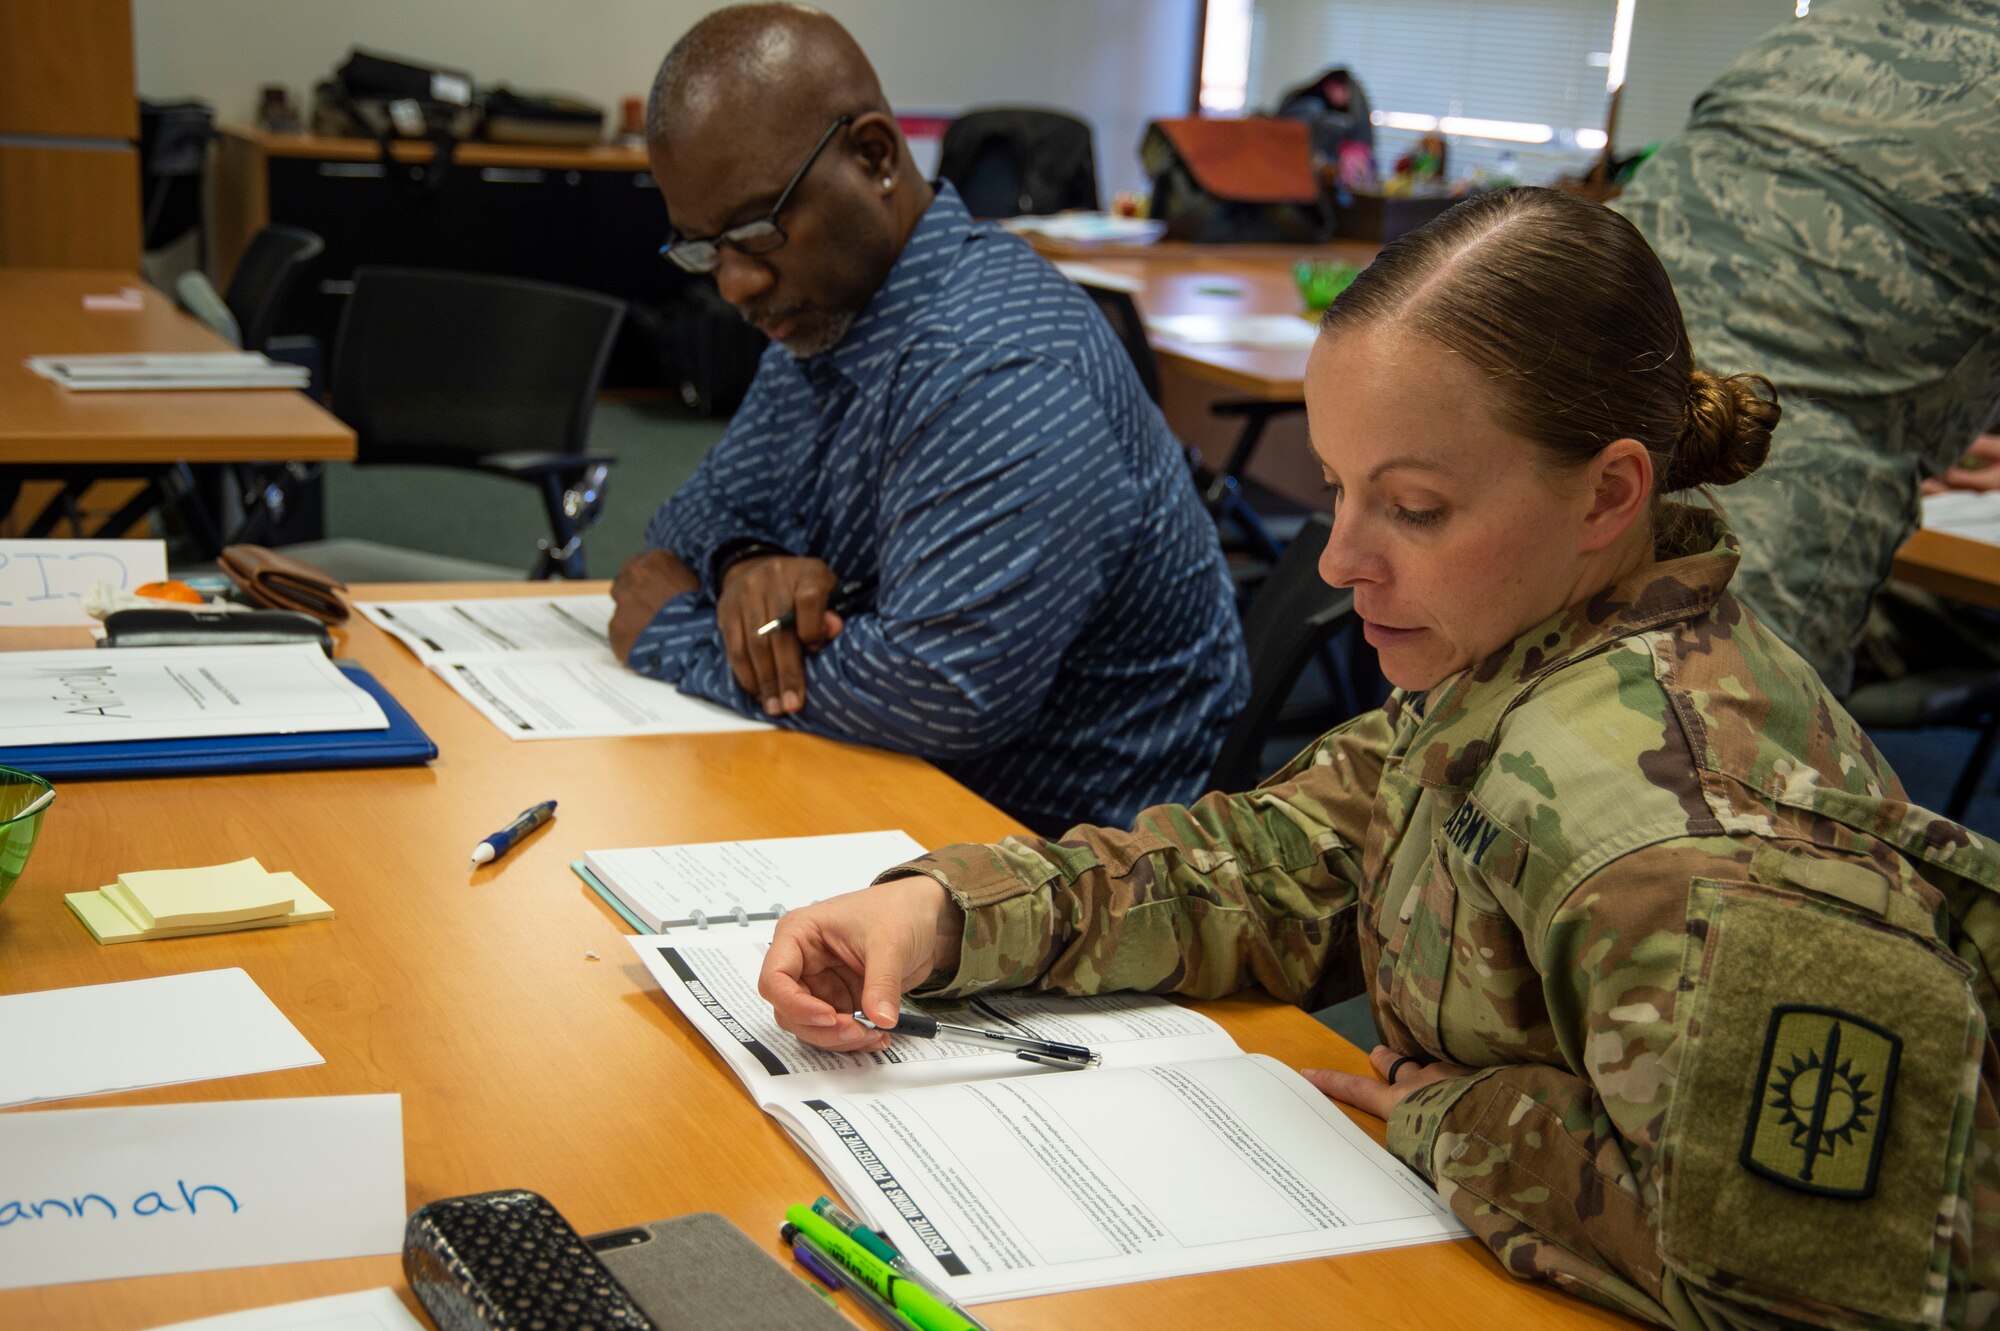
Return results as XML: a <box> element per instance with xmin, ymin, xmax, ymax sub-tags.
<box><xmin>659</xmin><ymin>115</ymin><xmax>853</xmax><ymax>273</ymax></box>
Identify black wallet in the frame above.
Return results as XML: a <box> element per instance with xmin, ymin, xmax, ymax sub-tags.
<box><xmin>101</xmin><ymin>608</ymin><xmax>334</xmax><ymax>656</ymax></box>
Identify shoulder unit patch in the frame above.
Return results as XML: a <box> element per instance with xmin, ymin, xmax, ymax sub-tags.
<box><xmin>1739</xmin><ymin>1004</ymin><xmax>1901</xmax><ymax>1199</ymax></box>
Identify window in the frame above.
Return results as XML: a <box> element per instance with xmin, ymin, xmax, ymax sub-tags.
<box><xmin>1198</xmin><ymin>1</ymin><xmax>1803</xmax><ymax>184</ymax></box>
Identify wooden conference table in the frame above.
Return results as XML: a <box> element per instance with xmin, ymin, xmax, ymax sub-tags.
<box><xmin>0</xmin><ymin>582</ymin><xmax>1625</xmax><ymax>1330</ymax></box>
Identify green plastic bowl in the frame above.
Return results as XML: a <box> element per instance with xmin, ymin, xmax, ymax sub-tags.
<box><xmin>1294</xmin><ymin>259</ymin><xmax>1363</xmax><ymax>315</ymax></box>
<box><xmin>0</xmin><ymin>766</ymin><xmax>54</xmax><ymax>909</ymax></box>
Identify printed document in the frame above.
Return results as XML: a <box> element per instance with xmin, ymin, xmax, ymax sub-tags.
<box><xmin>582</xmin><ymin>830</ymin><xmax>925</xmax><ymax>933</ymax></box>
<box><xmin>359</xmin><ymin>596</ymin><xmax>766</xmax><ymax>739</ymax></box>
<box><xmin>628</xmin><ymin>936</ymin><xmax>1468</xmax><ymax>1301</ymax></box>
<box><xmin>0</xmin><ymin>644</ymin><xmax>385</xmax><ymax>747</ymax></box>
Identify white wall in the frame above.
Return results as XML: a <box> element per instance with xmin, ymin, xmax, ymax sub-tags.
<box><xmin>133</xmin><ymin>0</ymin><xmax>1199</xmax><ymax>195</ymax></box>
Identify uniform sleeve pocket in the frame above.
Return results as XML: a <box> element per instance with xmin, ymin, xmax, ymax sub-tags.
<box><xmin>1657</xmin><ymin>878</ymin><xmax>1980</xmax><ymax>1328</ymax></box>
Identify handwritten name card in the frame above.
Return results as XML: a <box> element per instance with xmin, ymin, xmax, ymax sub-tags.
<box><xmin>0</xmin><ymin>540</ymin><xmax>168</xmax><ymax>627</ymax></box>
<box><xmin>0</xmin><ymin>1094</ymin><xmax>404</xmax><ymax>1290</ymax></box>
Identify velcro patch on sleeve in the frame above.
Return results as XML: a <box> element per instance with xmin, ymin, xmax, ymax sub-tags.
<box><xmin>1740</xmin><ymin>1005</ymin><xmax>1901</xmax><ymax>1199</ymax></box>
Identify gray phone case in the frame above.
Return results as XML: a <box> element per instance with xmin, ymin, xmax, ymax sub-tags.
<box><xmin>588</xmin><ymin>1211</ymin><xmax>849</xmax><ymax>1331</ymax></box>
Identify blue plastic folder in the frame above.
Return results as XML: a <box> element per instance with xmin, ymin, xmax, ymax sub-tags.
<box><xmin>0</xmin><ymin>663</ymin><xmax>435</xmax><ymax>779</ymax></box>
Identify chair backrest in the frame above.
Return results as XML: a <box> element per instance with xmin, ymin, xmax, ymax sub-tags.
<box><xmin>223</xmin><ymin>225</ymin><xmax>325</xmax><ymax>352</ymax></box>
<box><xmin>173</xmin><ymin>270</ymin><xmax>243</xmax><ymax>346</ymax></box>
<box><xmin>1208</xmin><ymin>514</ymin><xmax>1357</xmax><ymax>792</ymax></box>
<box><xmin>1076</xmin><ymin>284</ymin><xmax>1163</xmax><ymax>407</ymax></box>
<box><xmin>331</xmin><ymin>267</ymin><xmax>626</xmax><ymax>466</ymax></box>
<box><xmin>938</xmin><ymin>108</ymin><xmax>1100</xmax><ymax>217</ymax></box>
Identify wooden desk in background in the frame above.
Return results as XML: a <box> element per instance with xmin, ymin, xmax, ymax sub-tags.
<box><xmin>0</xmin><ymin>268</ymin><xmax>354</xmax><ymax>468</ymax></box>
<box><xmin>0</xmin><ymin>267</ymin><xmax>353</xmax><ymax>542</ymax></box>
<box><xmin>0</xmin><ymin>584</ymin><xmax>1624</xmax><ymax>1330</ymax></box>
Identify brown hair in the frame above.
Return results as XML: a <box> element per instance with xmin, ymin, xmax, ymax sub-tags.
<box><xmin>1319</xmin><ymin>187</ymin><xmax>1778</xmax><ymax>493</ymax></box>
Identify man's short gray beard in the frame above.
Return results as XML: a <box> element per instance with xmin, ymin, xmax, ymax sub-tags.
<box><xmin>781</xmin><ymin>310</ymin><xmax>857</xmax><ymax>359</ymax></box>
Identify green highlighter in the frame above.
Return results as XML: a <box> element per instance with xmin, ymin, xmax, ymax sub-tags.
<box><xmin>783</xmin><ymin>1205</ymin><xmax>978</xmax><ymax>1331</ymax></box>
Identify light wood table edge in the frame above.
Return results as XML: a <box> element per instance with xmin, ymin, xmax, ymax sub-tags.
<box><xmin>0</xmin><ymin>581</ymin><xmax>1627</xmax><ymax>1330</ymax></box>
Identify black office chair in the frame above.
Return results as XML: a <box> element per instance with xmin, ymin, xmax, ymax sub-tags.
<box><xmin>310</xmin><ymin>267</ymin><xmax>627</xmax><ymax>580</ymax></box>
<box><xmin>938</xmin><ymin>108</ymin><xmax>1100</xmax><ymax>218</ymax></box>
<box><xmin>1208</xmin><ymin>514</ymin><xmax>1367</xmax><ymax>792</ymax></box>
<box><xmin>1844</xmin><ymin>669</ymin><xmax>2000</xmax><ymax>822</ymax></box>
<box><xmin>1075</xmin><ymin>281</ymin><xmax>1298</xmax><ymax>588</ymax></box>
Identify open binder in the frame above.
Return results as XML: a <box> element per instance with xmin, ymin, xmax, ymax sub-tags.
<box><xmin>0</xmin><ymin>664</ymin><xmax>435</xmax><ymax>779</ymax></box>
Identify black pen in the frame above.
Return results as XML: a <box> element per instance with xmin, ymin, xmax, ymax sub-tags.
<box><xmin>854</xmin><ymin>1009</ymin><xmax>1101</xmax><ymax>1069</ymax></box>
<box><xmin>756</xmin><ymin>578</ymin><xmax>872</xmax><ymax>637</ymax></box>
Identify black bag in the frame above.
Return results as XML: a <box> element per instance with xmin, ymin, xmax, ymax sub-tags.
<box><xmin>312</xmin><ymin>49</ymin><xmax>481</xmax><ymax>194</ymax></box>
<box><xmin>1140</xmin><ymin>117</ymin><xmax>1329</xmax><ymax>244</ymax></box>
<box><xmin>483</xmin><ymin>85</ymin><xmax>605</xmax><ymax>147</ymax></box>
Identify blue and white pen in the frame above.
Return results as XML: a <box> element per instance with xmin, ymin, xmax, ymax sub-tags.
<box><xmin>469</xmin><ymin>799</ymin><xmax>557</xmax><ymax>867</ymax></box>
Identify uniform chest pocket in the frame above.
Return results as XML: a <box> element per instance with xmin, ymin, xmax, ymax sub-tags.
<box><xmin>1379</xmin><ymin>841</ymin><xmax>1458</xmax><ymax>1057</ymax></box>
<box><xmin>1657</xmin><ymin>877</ymin><xmax>1980</xmax><ymax>1327</ymax></box>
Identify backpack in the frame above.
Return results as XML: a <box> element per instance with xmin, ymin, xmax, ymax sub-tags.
<box><xmin>1139</xmin><ymin>117</ymin><xmax>1329</xmax><ymax>244</ymax></box>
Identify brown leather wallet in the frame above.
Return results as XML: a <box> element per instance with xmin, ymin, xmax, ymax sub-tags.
<box><xmin>216</xmin><ymin>544</ymin><xmax>352</xmax><ymax>624</ymax></box>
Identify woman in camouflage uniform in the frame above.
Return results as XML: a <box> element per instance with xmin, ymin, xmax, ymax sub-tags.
<box><xmin>759</xmin><ymin>188</ymin><xmax>2000</xmax><ymax>1329</ymax></box>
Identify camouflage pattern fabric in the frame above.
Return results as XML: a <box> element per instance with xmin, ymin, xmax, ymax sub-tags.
<box><xmin>1610</xmin><ymin>0</ymin><xmax>2000</xmax><ymax>692</ymax></box>
<box><xmin>892</xmin><ymin>507</ymin><xmax>2000</xmax><ymax>1328</ymax></box>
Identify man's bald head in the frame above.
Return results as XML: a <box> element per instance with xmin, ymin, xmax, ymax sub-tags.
<box><xmin>647</xmin><ymin>3</ymin><xmax>889</xmax><ymax>145</ymax></box>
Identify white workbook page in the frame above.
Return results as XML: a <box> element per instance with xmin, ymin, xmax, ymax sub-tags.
<box><xmin>0</xmin><ymin>645</ymin><xmax>385</xmax><ymax>746</ymax></box>
<box><xmin>439</xmin><ymin>656</ymin><xmax>767</xmax><ymax>739</ymax></box>
<box><xmin>585</xmin><ymin>830</ymin><xmax>925</xmax><ymax>931</ymax></box>
<box><xmin>358</xmin><ymin>596</ymin><xmax>615</xmax><ymax>661</ymax></box>
<box><xmin>774</xmin><ymin>1054</ymin><xmax>1469</xmax><ymax>1302</ymax></box>
<box><xmin>627</xmin><ymin>932</ymin><xmax>1242</xmax><ymax>1100</ymax></box>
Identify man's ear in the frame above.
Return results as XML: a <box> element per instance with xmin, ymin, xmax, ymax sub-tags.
<box><xmin>847</xmin><ymin>111</ymin><xmax>901</xmax><ymax>182</ymax></box>
<box><xmin>1578</xmin><ymin>438</ymin><xmax>1654</xmax><ymax>553</ymax></box>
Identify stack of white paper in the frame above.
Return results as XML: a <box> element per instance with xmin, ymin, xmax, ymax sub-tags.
<box><xmin>26</xmin><ymin>353</ymin><xmax>309</xmax><ymax>392</ymax></box>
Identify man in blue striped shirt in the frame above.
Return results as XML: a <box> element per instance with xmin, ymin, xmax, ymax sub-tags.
<box><xmin>611</xmin><ymin>5</ymin><xmax>1246</xmax><ymax>833</ymax></box>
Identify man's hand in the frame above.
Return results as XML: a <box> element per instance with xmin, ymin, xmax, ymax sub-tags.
<box><xmin>1300</xmin><ymin>1044</ymin><xmax>1474</xmax><ymax>1120</ymax></box>
<box><xmin>1924</xmin><ymin>433</ymin><xmax>2000</xmax><ymax>495</ymax></box>
<box><xmin>757</xmin><ymin>875</ymin><xmax>965</xmax><ymax>1053</ymax></box>
<box><xmin>716</xmin><ymin>554</ymin><xmax>845</xmax><ymax>716</ymax></box>
<box><xmin>609</xmin><ymin>549</ymin><xmax>700</xmax><ymax>662</ymax></box>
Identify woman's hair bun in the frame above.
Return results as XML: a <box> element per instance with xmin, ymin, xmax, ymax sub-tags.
<box><xmin>1669</xmin><ymin>369</ymin><xmax>1780</xmax><ymax>490</ymax></box>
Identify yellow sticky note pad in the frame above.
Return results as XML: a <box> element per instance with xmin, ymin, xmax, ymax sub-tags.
<box><xmin>108</xmin><ymin>857</ymin><xmax>294</xmax><ymax>929</ymax></box>
<box><xmin>66</xmin><ymin>873</ymin><xmax>333</xmax><ymax>945</ymax></box>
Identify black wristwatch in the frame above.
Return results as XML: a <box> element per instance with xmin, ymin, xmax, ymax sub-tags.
<box><xmin>708</xmin><ymin>538</ymin><xmax>791</xmax><ymax>589</ymax></box>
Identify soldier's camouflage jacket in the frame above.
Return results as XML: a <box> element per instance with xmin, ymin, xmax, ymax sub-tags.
<box><xmin>897</xmin><ymin>510</ymin><xmax>2000</xmax><ymax>1329</ymax></box>
<box><xmin>1611</xmin><ymin>0</ymin><xmax>2000</xmax><ymax>692</ymax></box>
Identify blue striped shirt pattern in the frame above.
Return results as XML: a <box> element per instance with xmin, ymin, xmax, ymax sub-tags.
<box><xmin>630</xmin><ymin>184</ymin><xmax>1248</xmax><ymax>831</ymax></box>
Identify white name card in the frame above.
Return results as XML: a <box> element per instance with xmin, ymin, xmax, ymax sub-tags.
<box><xmin>0</xmin><ymin>1094</ymin><xmax>405</xmax><ymax>1290</ymax></box>
<box><xmin>0</xmin><ymin>540</ymin><xmax>168</xmax><ymax>626</ymax></box>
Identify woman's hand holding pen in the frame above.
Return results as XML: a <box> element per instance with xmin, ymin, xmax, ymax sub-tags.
<box><xmin>717</xmin><ymin>554</ymin><xmax>845</xmax><ymax>716</ymax></box>
<box><xmin>759</xmin><ymin>875</ymin><xmax>965</xmax><ymax>1052</ymax></box>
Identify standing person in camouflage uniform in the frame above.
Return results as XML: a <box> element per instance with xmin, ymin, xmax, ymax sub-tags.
<box><xmin>1610</xmin><ymin>0</ymin><xmax>2000</xmax><ymax>692</ymax></box>
<box><xmin>758</xmin><ymin>187</ymin><xmax>2000</xmax><ymax>1328</ymax></box>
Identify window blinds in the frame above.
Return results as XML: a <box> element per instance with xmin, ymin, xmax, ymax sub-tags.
<box><xmin>1234</xmin><ymin>0</ymin><xmax>1801</xmax><ymax>180</ymax></box>
<box><xmin>1245</xmin><ymin>0</ymin><xmax>1616</xmax><ymax>180</ymax></box>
